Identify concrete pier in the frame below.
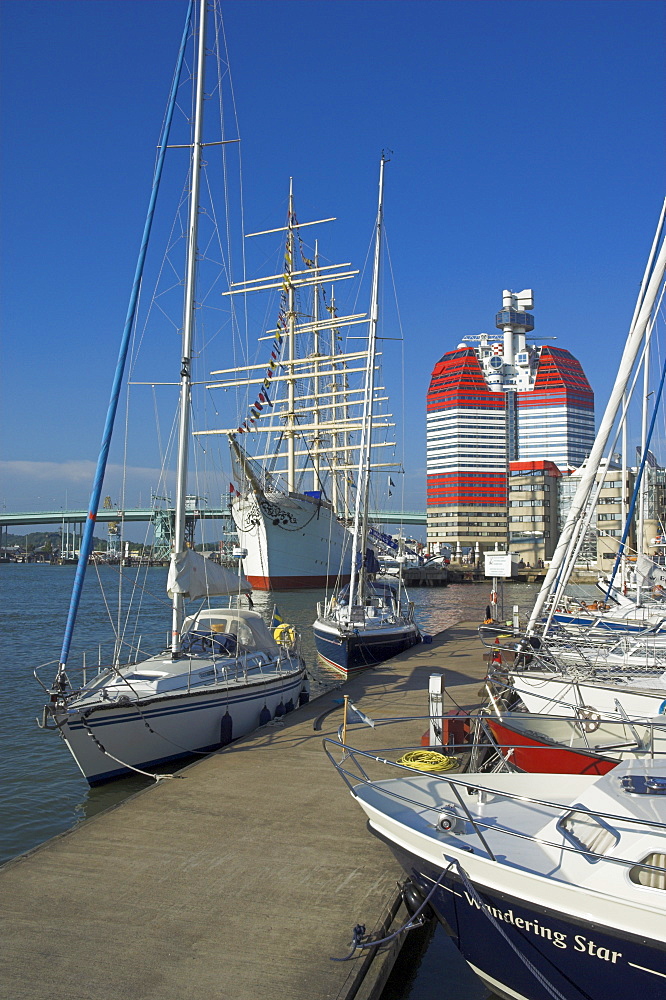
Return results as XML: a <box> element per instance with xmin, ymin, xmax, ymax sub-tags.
<box><xmin>1</xmin><ymin>623</ymin><xmax>488</xmax><ymax>1000</ymax></box>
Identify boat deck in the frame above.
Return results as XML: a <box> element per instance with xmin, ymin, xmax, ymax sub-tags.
<box><xmin>1</xmin><ymin>622</ymin><xmax>487</xmax><ymax>1000</ymax></box>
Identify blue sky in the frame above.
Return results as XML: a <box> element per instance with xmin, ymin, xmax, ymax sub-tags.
<box><xmin>1</xmin><ymin>0</ymin><xmax>664</xmax><ymax>529</ymax></box>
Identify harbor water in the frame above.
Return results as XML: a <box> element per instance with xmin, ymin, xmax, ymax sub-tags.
<box><xmin>2</xmin><ymin>563</ymin><xmax>541</xmax><ymax>998</ymax></box>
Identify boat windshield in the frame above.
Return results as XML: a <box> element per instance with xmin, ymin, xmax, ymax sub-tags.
<box><xmin>182</xmin><ymin>611</ymin><xmax>280</xmax><ymax>654</ymax></box>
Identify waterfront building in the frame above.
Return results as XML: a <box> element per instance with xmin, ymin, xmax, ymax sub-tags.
<box><xmin>426</xmin><ymin>289</ymin><xmax>595</xmax><ymax>557</ymax></box>
<box><xmin>508</xmin><ymin>460</ymin><xmax>561</xmax><ymax>565</ymax></box>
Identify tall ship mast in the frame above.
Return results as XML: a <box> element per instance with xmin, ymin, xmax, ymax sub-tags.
<box><xmin>197</xmin><ymin>182</ymin><xmax>398</xmax><ymax>590</ymax></box>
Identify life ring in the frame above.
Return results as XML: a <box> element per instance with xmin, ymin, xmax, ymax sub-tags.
<box><xmin>273</xmin><ymin>623</ymin><xmax>297</xmax><ymax>647</ymax></box>
<box><xmin>490</xmin><ymin>591</ymin><xmax>498</xmax><ymax>605</ymax></box>
<box><xmin>653</xmin><ymin>585</ymin><xmax>666</xmax><ymax>598</ymax></box>
<box><xmin>579</xmin><ymin>707</ymin><xmax>601</xmax><ymax>734</ymax></box>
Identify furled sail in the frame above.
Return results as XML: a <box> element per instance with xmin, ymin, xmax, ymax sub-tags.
<box><xmin>634</xmin><ymin>553</ymin><xmax>666</xmax><ymax>590</ymax></box>
<box><xmin>167</xmin><ymin>549</ymin><xmax>252</xmax><ymax>598</ymax></box>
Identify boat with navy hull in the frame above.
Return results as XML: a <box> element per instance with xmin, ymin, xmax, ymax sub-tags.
<box><xmin>314</xmin><ymin>576</ymin><xmax>420</xmax><ymax>674</ymax></box>
<box><xmin>313</xmin><ymin>156</ymin><xmax>420</xmax><ymax>672</ymax></box>
<box><xmin>327</xmin><ymin>740</ymin><xmax>666</xmax><ymax>1000</ymax></box>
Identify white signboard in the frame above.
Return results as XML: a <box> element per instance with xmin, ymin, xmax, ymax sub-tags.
<box><xmin>484</xmin><ymin>552</ymin><xmax>513</xmax><ymax>578</ymax></box>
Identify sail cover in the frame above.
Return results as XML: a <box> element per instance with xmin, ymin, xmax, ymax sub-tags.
<box><xmin>167</xmin><ymin>549</ymin><xmax>252</xmax><ymax>598</ymax></box>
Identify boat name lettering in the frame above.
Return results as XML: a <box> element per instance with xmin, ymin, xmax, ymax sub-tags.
<box><xmin>462</xmin><ymin>893</ymin><xmax>622</xmax><ymax>961</ymax></box>
<box><xmin>573</xmin><ymin>935</ymin><xmax>623</xmax><ymax>962</ymax></box>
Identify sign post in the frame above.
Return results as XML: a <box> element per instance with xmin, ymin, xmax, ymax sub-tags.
<box><xmin>484</xmin><ymin>552</ymin><xmax>513</xmax><ymax>621</ymax></box>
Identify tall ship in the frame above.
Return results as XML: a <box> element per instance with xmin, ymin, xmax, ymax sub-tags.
<box><xmin>201</xmin><ymin>185</ymin><xmax>399</xmax><ymax>590</ymax></box>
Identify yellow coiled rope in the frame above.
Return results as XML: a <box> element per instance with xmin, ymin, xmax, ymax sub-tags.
<box><xmin>396</xmin><ymin>750</ymin><xmax>458</xmax><ymax>772</ymax></box>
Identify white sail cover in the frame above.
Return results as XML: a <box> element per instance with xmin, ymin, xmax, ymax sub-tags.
<box><xmin>635</xmin><ymin>553</ymin><xmax>666</xmax><ymax>589</ymax></box>
<box><xmin>167</xmin><ymin>549</ymin><xmax>251</xmax><ymax>598</ymax></box>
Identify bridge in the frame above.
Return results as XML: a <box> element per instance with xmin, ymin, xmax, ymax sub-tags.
<box><xmin>0</xmin><ymin>507</ymin><xmax>427</xmax><ymax>529</ymax></box>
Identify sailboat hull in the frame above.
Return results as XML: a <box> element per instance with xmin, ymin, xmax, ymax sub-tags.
<box><xmin>485</xmin><ymin>716</ymin><xmax>619</xmax><ymax>775</ymax></box>
<box><xmin>313</xmin><ymin>618</ymin><xmax>420</xmax><ymax>674</ymax></box>
<box><xmin>509</xmin><ymin>670</ymin><xmax>666</xmax><ymax>722</ymax></box>
<box><xmin>231</xmin><ymin>491</ymin><xmax>352</xmax><ymax>590</ymax></box>
<box><xmin>55</xmin><ymin>669</ymin><xmax>307</xmax><ymax>785</ymax></box>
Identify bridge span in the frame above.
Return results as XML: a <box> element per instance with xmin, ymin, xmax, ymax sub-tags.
<box><xmin>0</xmin><ymin>507</ymin><xmax>427</xmax><ymax>529</ymax></box>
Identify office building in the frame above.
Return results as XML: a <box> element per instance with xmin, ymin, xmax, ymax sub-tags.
<box><xmin>426</xmin><ymin>289</ymin><xmax>595</xmax><ymax>555</ymax></box>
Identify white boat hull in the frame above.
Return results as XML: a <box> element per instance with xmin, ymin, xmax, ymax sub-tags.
<box><xmin>231</xmin><ymin>490</ymin><xmax>352</xmax><ymax>590</ymax></box>
<box><xmin>55</xmin><ymin>669</ymin><xmax>307</xmax><ymax>785</ymax></box>
<box><xmin>509</xmin><ymin>669</ymin><xmax>666</xmax><ymax>721</ymax></box>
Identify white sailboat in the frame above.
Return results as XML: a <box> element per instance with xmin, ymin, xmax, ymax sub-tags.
<box><xmin>313</xmin><ymin>156</ymin><xmax>420</xmax><ymax>674</ymax></box>
<box><xmin>36</xmin><ymin>0</ymin><xmax>308</xmax><ymax>785</ymax></box>
<box><xmin>496</xmin><ymin>202</ymin><xmax>666</xmax><ymax>729</ymax></box>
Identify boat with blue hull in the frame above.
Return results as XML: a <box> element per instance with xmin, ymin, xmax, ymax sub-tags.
<box><xmin>314</xmin><ymin>578</ymin><xmax>420</xmax><ymax>674</ymax></box>
<box><xmin>312</xmin><ymin>156</ymin><xmax>420</xmax><ymax>674</ymax></box>
<box><xmin>327</xmin><ymin>741</ymin><xmax>666</xmax><ymax>1000</ymax></box>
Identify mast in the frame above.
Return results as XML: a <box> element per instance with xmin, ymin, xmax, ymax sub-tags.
<box><xmin>56</xmin><ymin>2</ymin><xmax>192</xmax><ymax>674</ymax></box>
<box><xmin>348</xmin><ymin>154</ymin><xmax>386</xmax><ymax>606</ymax></box>
<box><xmin>286</xmin><ymin>180</ymin><xmax>297</xmax><ymax>491</ymax></box>
<box><xmin>527</xmin><ymin>208</ymin><xmax>666</xmax><ymax>634</ymax></box>
<box><xmin>171</xmin><ymin>0</ymin><xmax>207</xmax><ymax>658</ymax></box>
<box><xmin>311</xmin><ymin>241</ymin><xmax>322</xmax><ymax>492</ymax></box>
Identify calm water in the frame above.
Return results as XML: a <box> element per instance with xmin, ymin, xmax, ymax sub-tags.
<box><xmin>1</xmin><ymin>563</ymin><xmax>539</xmax><ymax>998</ymax></box>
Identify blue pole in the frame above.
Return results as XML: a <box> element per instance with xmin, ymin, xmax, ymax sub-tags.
<box><xmin>58</xmin><ymin>2</ymin><xmax>193</xmax><ymax>669</ymax></box>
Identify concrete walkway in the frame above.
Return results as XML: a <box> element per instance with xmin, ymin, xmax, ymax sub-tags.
<box><xmin>0</xmin><ymin>623</ymin><xmax>488</xmax><ymax>1000</ymax></box>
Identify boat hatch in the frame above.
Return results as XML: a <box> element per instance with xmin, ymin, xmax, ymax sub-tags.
<box><xmin>557</xmin><ymin>809</ymin><xmax>619</xmax><ymax>860</ymax></box>
<box><xmin>621</xmin><ymin>775</ymin><xmax>666</xmax><ymax>795</ymax></box>
<box><xmin>109</xmin><ymin>671</ymin><xmax>168</xmax><ymax>684</ymax></box>
<box><xmin>629</xmin><ymin>852</ymin><xmax>666</xmax><ymax>888</ymax></box>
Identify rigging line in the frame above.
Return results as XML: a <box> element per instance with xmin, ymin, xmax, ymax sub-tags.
<box><xmin>449</xmin><ymin>859</ymin><xmax>590</xmax><ymax>1000</ymax></box>
<box><xmin>58</xmin><ymin>1</ymin><xmax>193</xmax><ymax>671</ymax></box>
<box><xmin>606</xmin><ymin>327</ymin><xmax>666</xmax><ymax>598</ymax></box>
<box><xmin>384</xmin><ymin>227</ymin><xmax>408</xmax><ymax>523</ymax></box>
<box><xmin>76</xmin><ymin>715</ymin><xmax>176</xmax><ymax>782</ymax></box>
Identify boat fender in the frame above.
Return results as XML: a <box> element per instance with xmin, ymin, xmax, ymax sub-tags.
<box><xmin>274</xmin><ymin>623</ymin><xmax>297</xmax><ymax>647</ymax></box>
<box><xmin>299</xmin><ymin>688</ymin><xmax>310</xmax><ymax>706</ymax></box>
<box><xmin>402</xmin><ymin>880</ymin><xmax>434</xmax><ymax>921</ymax></box>
<box><xmin>220</xmin><ymin>710</ymin><xmax>233</xmax><ymax>746</ymax></box>
<box><xmin>285</xmin><ymin>698</ymin><xmax>294</xmax><ymax>713</ymax></box>
<box><xmin>422</xmin><ymin>633</ymin><xmax>432</xmax><ymax>644</ymax></box>
<box><xmin>259</xmin><ymin>704</ymin><xmax>271</xmax><ymax>727</ymax></box>
<box><xmin>275</xmin><ymin>700</ymin><xmax>286</xmax><ymax>717</ymax></box>
<box><xmin>579</xmin><ymin>707</ymin><xmax>601</xmax><ymax>733</ymax></box>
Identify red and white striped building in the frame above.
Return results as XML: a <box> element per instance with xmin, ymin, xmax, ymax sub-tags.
<box><xmin>426</xmin><ymin>289</ymin><xmax>595</xmax><ymax>555</ymax></box>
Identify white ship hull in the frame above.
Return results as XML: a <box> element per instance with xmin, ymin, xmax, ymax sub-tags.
<box><xmin>231</xmin><ymin>490</ymin><xmax>352</xmax><ymax>590</ymax></box>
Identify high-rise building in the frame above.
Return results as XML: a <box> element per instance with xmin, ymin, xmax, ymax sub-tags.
<box><xmin>426</xmin><ymin>290</ymin><xmax>595</xmax><ymax>555</ymax></box>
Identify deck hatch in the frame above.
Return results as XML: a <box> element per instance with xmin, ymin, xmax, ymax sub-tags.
<box><xmin>557</xmin><ymin>808</ymin><xmax>619</xmax><ymax>860</ymax></box>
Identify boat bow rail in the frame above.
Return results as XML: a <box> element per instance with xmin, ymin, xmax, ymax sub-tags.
<box><xmin>324</xmin><ymin>736</ymin><xmax>666</xmax><ymax>883</ymax></box>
